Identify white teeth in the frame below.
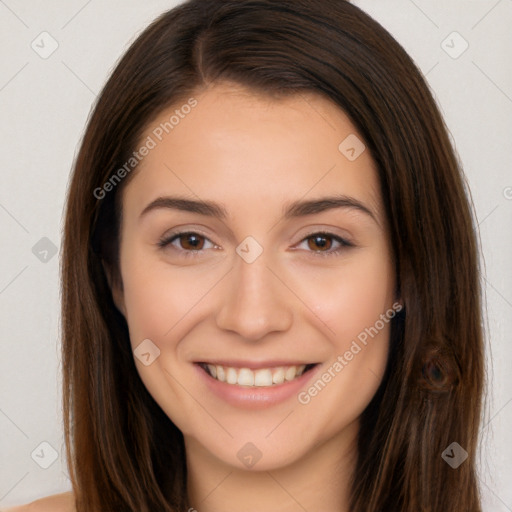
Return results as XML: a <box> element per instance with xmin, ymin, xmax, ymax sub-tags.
<box><xmin>272</xmin><ymin>367</ymin><xmax>285</xmax><ymax>385</ymax></box>
<box><xmin>254</xmin><ymin>368</ymin><xmax>272</xmax><ymax>387</ymax></box>
<box><xmin>226</xmin><ymin>367</ymin><xmax>238</xmax><ymax>384</ymax></box>
<box><xmin>238</xmin><ymin>368</ymin><xmax>254</xmax><ymax>386</ymax></box>
<box><xmin>285</xmin><ymin>366</ymin><xmax>297</xmax><ymax>381</ymax></box>
<box><xmin>216</xmin><ymin>365</ymin><xmax>225</xmax><ymax>382</ymax></box>
<box><xmin>207</xmin><ymin>364</ymin><xmax>217</xmax><ymax>378</ymax></box>
<box><xmin>204</xmin><ymin>363</ymin><xmax>310</xmax><ymax>387</ymax></box>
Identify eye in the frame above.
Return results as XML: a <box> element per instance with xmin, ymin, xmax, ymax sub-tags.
<box><xmin>157</xmin><ymin>231</ymin><xmax>218</xmax><ymax>257</ymax></box>
<box><xmin>296</xmin><ymin>231</ymin><xmax>353</xmax><ymax>257</ymax></box>
<box><xmin>157</xmin><ymin>230</ymin><xmax>353</xmax><ymax>258</ymax></box>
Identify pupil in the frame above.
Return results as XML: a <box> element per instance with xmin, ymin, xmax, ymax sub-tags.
<box><xmin>183</xmin><ymin>234</ymin><xmax>202</xmax><ymax>249</ymax></box>
<box><xmin>315</xmin><ymin>236</ymin><xmax>326</xmax><ymax>248</ymax></box>
<box><xmin>310</xmin><ymin>235</ymin><xmax>331</xmax><ymax>251</ymax></box>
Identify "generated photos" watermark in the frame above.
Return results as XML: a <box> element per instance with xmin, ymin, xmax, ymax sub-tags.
<box><xmin>298</xmin><ymin>301</ymin><xmax>403</xmax><ymax>405</ymax></box>
<box><xmin>93</xmin><ymin>97</ymin><xmax>198</xmax><ymax>200</ymax></box>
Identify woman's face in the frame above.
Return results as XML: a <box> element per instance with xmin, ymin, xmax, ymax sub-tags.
<box><xmin>111</xmin><ymin>81</ymin><xmax>397</xmax><ymax>471</ymax></box>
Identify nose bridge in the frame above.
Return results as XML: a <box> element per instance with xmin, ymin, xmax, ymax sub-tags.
<box><xmin>215</xmin><ymin>246</ymin><xmax>293</xmax><ymax>340</ymax></box>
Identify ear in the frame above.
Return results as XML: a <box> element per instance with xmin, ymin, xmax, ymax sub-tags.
<box><xmin>102</xmin><ymin>261</ymin><xmax>126</xmax><ymax>317</ymax></box>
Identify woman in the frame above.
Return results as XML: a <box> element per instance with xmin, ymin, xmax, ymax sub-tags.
<box><xmin>9</xmin><ymin>0</ymin><xmax>484</xmax><ymax>510</ymax></box>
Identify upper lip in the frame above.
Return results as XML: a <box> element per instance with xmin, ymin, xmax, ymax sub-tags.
<box><xmin>195</xmin><ymin>360</ymin><xmax>317</xmax><ymax>370</ymax></box>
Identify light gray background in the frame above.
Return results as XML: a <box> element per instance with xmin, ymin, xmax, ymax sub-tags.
<box><xmin>0</xmin><ymin>0</ymin><xmax>511</xmax><ymax>509</ymax></box>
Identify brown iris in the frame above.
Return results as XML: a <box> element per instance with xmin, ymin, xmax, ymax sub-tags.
<box><xmin>307</xmin><ymin>234</ymin><xmax>333</xmax><ymax>251</ymax></box>
<box><xmin>179</xmin><ymin>233</ymin><xmax>205</xmax><ymax>250</ymax></box>
<box><xmin>175</xmin><ymin>233</ymin><xmax>335</xmax><ymax>252</ymax></box>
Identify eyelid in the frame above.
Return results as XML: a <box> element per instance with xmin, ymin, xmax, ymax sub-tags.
<box><xmin>296</xmin><ymin>227</ymin><xmax>353</xmax><ymax>244</ymax></box>
<box><xmin>292</xmin><ymin>230</ymin><xmax>354</xmax><ymax>257</ymax></box>
<box><xmin>157</xmin><ymin>228</ymin><xmax>354</xmax><ymax>259</ymax></box>
<box><xmin>157</xmin><ymin>229</ymin><xmax>219</xmax><ymax>253</ymax></box>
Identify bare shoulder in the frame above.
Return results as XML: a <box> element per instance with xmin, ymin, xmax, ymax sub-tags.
<box><xmin>3</xmin><ymin>491</ymin><xmax>75</xmax><ymax>512</ymax></box>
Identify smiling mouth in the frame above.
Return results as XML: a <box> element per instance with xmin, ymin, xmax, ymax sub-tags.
<box><xmin>197</xmin><ymin>362</ymin><xmax>318</xmax><ymax>387</ymax></box>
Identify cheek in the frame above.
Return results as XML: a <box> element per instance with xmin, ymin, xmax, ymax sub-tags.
<box><xmin>119</xmin><ymin>245</ymin><xmax>217</xmax><ymax>345</ymax></box>
<box><xmin>121</xmin><ymin>269</ymin><xmax>175</xmax><ymax>345</ymax></box>
<box><xmin>292</xmin><ymin>264</ymin><xmax>393</xmax><ymax>435</ymax></box>
<box><xmin>293</xmin><ymin>249</ymin><xmax>394</xmax><ymax>343</ymax></box>
<box><xmin>118</xmin><ymin>247</ymin><xmax>217</xmax><ymax>432</ymax></box>
<box><xmin>292</xmin><ymin>257</ymin><xmax>394</xmax><ymax>432</ymax></box>
<box><xmin>290</xmin><ymin>249</ymin><xmax>393</xmax><ymax>399</ymax></box>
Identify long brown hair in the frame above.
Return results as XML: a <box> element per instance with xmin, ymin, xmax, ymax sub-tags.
<box><xmin>61</xmin><ymin>0</ymin><xmax>485</xmax><ymax>510</ymax></box>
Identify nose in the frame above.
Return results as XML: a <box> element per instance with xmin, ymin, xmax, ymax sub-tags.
<box><xmin>215</xmin><ymin>250</ymin><xmax>294</xmax><ymax>341</ymax></box>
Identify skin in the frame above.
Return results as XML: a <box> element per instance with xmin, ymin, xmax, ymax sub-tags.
<box><xmin>10</xmin><ymin>82</ymin><xmax>397</xmax><ymax>512</ymax></box>
<box><xmin>4</xmin><ymin>492</ymin><xmax>74</xmax><ymax>512</ymax></box>
<box><xmin>106</xmin><ymin>81</ymin><xmax>399</xmax><ymax>512</ymax></box>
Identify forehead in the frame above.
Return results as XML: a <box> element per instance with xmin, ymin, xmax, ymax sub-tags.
<box><xmin>122</xmin><ymin>81</ymin><xmax>382</xmax><ymax>223</ymax></box>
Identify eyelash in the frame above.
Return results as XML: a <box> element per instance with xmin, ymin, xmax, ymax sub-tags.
<box><xmin>157</xmin><ymin>231</ymin><xmax>354</xmax><ymax>258</ymax></box>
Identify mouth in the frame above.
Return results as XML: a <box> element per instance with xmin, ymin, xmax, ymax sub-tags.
<box><xmin>197</xmin><ymin>362</ymin><xmax>318</xmax><ymax>387</ymax></box>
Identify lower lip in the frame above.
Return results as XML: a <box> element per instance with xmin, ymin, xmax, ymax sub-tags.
<box><xmin>193</xmin><ymin>363</ymin><xmax>321</xmax><ymax>409</ymax></box>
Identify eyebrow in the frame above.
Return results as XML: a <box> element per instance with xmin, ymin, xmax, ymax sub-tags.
<box><xmin>139</xmin><ymin>194</ymin><xmax>378</xmax><ymax>224</ymax></box>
